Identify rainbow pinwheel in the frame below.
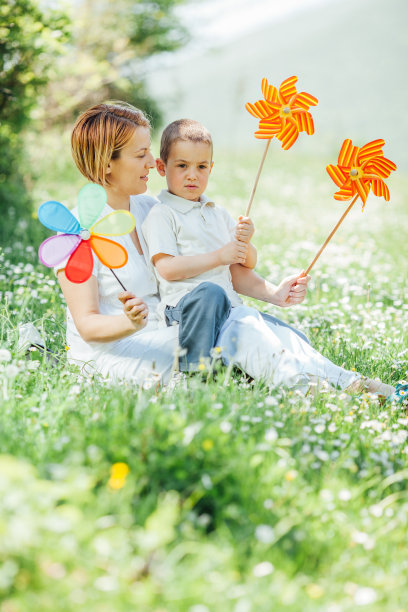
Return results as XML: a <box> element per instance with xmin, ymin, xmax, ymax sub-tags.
<box><xmin>326</xmin><ymin>138</ymin><xmax>397</xmax><ymax>210</ymax></box>
<box><xmin>244</xmin><ymin>76</ymin><xmax>318</xmax><ymax>216</ymax></box>
<box><xmin>246</xmin><ymin>76</ymin><xmax>318</xmax><ymax>150</ymax></box>
<box><xmin>304</xmin><ymin>138</ymin><xmax>397</xmax><ymax>275</ymax></box>
<box><xmin>38</xmin><ymin>184</ymin><xmax>135</xmax><ymax>284</ymax></box>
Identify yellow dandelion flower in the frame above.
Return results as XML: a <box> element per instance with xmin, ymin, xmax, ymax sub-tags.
<box><xmin>108</xmin><ymin>477</ymin><xmax>125</xmax><ymax>490</ymax></box>
<box><xmin>202</xmin><ymin>439</ymin><xmax>214</xmax><ymax>451</ymax></box>
<box><xmin>285</xmin><ymin>470</ymin><xmax>298</xmax><ymax>481</ymax></box>
<box><xmin>110</xmin><ymin>462</ymin><xmax>130</xmax><ymax>479</ymax></box>
<box><xmin>108</xmin><ymin>462</ymin><xmax>130</xmax><ymax>490</ymax></box>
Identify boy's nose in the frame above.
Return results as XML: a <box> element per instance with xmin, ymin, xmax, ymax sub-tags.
<box><xmin>186</xmin><ymin>168</ymin><xmax>197</xmax><ymax>180</ymax></box>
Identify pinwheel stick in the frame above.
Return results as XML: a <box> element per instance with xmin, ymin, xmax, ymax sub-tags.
<box><xmin>304</xmin><ymin>193</ymin><xmax>359</xmax><ymax>275</ymax></box>
<box><xmin>109</xmin><ymin>269</ymin><xmax>127</xmax><ymax>291</ymax></box>
<box><xmin>245</xmin><ymin>140</ymin><xmax>271</xmax><ymax>217</ymax></box>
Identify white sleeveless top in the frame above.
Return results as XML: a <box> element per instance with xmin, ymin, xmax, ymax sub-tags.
<box><xmin>55</xmin><ymin>194</ymin><xmax>163</xmax><ymax>363</ymax></box>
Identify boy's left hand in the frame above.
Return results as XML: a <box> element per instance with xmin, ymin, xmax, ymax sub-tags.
<box><xmin>235</xmin><ymin>216</ymin><xmax>254</xmax><ymax>244</ymax></box>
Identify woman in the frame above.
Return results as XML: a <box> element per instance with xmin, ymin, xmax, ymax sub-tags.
<box><xmin>58</xmin><ymin>102</ymin><xmax>399</xmax><ymax>399</ymax></box>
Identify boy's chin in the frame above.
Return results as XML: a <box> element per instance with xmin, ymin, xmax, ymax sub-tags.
<box><xmin>183</xmin><ymin>191</ymin><xmax>202</xmax><ymax>202</ymax></box>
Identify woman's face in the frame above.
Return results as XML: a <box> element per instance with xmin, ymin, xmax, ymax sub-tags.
<box><xmin>106</xmin><ymin>127</ymin><xmax>155</xmax><ymax>196</ymax></box>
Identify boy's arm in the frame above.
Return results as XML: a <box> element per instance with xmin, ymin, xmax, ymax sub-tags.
<box><xmin>235</xmin><ymin>215</ymin><xmax>257</xmax><ymax>269</ymax></box>
<box><xmin>230</xmin><ymin>264</ymin><xmax>311</xmax><ymax>307</ymax></box>
<box><xmin>153</xmin><ymin>241</ymin><xmax>248</xmax><ymax>281</ymax></box>
<box><xmin>242</xmin><ymin>243</ymin><xmax>257</xmax><ymax>269</ymax></box>
<box><xmin>142</xmin><ymin>205</ymin><xmax>248</xmax><ymax>282</ymax></box>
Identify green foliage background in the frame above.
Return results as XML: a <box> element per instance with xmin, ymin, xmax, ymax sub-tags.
<box><xmin>0</xmin><ymin>0</ymin><xmax>188</xmax><ymax>243</ymax></box>
<box><xmin>0</xmin><ymin>0</ymin><xmax>69</xmax><ymax>242</ymax></box>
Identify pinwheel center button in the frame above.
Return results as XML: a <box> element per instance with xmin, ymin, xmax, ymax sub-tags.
<box><xmin>282</xmin><ymin>106</ymin><xmax>291</xmax><ymax>115</ymax></box>
<box><xmin>80</xmin><ymin>229</ymin><xmax>91</xmax><ymax>240</ymax></box>
<box><xmin>349</xmin><ymin>168</ymin><xmax>362</xmax><ymax>180</ymax></box>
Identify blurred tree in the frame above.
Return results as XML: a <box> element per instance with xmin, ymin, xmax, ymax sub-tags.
<box><xmin>0</xmin><ymin>0</ymin><xmax>69</xmax><ymax>240</ymax></box>
<box><xmin>40</xmin><ymin>0</ymin><xmax>189</xmax><ymax>129</ymax></box>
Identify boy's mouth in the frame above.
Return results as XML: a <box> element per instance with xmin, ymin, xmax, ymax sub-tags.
<box><xmin>185</xmin><ymin>184</ymin><xmax>198</xmax><ymax>189</ymax></box>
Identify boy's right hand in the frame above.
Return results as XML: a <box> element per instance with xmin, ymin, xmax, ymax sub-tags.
<box><xmin>217</xmin><ymin>240</ymin><xmax>248</xmax><ymax>265</ymax></box>
<box><xmin>118</xmin><ymin>291</ymin><xmax>149</xmax><ymax>330</ymax></box>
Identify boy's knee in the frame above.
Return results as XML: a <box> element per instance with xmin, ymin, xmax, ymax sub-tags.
<box><xmin>195</xmin><ymin>282</ymin><xmax>230</xmax><ymax>311</ymax></box>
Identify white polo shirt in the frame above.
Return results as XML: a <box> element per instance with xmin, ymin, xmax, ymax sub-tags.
<box><xmin>142</xmin><ymin>189</ymin><xmax>243</xmax><ymax>315</ymax></box>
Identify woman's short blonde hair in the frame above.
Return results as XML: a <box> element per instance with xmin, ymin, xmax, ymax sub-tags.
<box><xmin>71</xmin><ymin>102</ymin><xmax>150</xmax><ymax>185</ymax></box>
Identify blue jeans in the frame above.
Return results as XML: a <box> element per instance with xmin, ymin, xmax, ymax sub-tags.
<box><xmin>165</xmin><ymin>282</ymin><xmax>232</xmax><ymax>371</ymax></box>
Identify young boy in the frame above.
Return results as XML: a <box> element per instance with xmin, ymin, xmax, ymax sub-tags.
<box><xmin>141</xmin><ymin>119</ymin><xmax>399</xmax><ymax>397</ymax></box>
<box><xmin>141</xmin><ymin>118</ymin><xmax>311</xmax><ymax>371</ymax></box>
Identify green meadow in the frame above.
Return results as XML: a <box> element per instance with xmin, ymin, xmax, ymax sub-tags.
<box><xmin>0</xmin><ymin>143</ymin><xmax>407</xmax><ymax>611</ymax></box>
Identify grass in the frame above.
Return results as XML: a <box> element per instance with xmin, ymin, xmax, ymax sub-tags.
<box><xmin>0</xmin><ymin>140</ymin><xmax>407</xmax><ymax>611</ymax></box>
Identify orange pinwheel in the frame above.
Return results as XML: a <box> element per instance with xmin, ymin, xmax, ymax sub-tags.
<box><xmin>246</xmin><ymin>76</ymin><xmax>318</xmax><ymax>150</ymax></box>
<box><xmin>244</xmin><ymin>76</ymin><xmax>318</xmax><ymax>216</ymax></box>
<box><xmin>304</xmin><ymin>138</ymin><xmax>397</xmax><ymax>275</ymax></box>
<box><xmin>326</xmin><ymin>138</ymin><xmax>397</xmax><ymax>210</ymax></box>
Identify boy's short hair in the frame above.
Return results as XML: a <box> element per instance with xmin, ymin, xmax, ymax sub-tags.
<box><xmin>71</xmin><ymin>102</ymin><xmax>150</xmax><ymax>186</ymax></box>
<box><xmin>160</xmin><ymin>119</ymin><xmax>213</xmax><ymax>163</ymax></box>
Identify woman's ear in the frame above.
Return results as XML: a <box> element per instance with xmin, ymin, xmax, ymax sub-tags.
<box><xmin>156</xmin><ymin>158</ymin><xmax>166</xmax><ymax>177</ymax></box>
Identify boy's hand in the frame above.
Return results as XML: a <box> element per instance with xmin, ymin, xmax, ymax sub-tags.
<box><xmin>118</xmin><ymin>291</ymin><xmax>148</xmax><ymax>329</ymax></box>
<box><xmin>218</xmin><ymin>240</ymin><xmax>248</xmax><ymax>265</ymax></box>
<box><xmin>274</xmin><ymin>272</ymin><xmax>311</xmax><ymax>308</ymax></box>
<box><xmin>235</xmin><ymin>216</ymin><xmax>254</xmax><ymax>244</ymax></box>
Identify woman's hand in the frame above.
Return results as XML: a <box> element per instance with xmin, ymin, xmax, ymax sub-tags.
<box><xmin>235</xmin><ymin>216</ymin><xmax>254</xmax><ymax>244</ymax></box>
<box><xmin>118</xmin><ymin>291</ymin><xmax>148</xmax><ymax>330</ymax></box>
<box><xmin>274</xmin><ymin>272</ymin><xmax>311</xmax><ymax>308</ymax></box>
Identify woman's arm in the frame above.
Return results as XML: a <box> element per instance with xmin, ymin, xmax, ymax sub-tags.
<box><xmin>230</xmin><ymin>264</ymin><xmax>311</xmax><ymax>308</ymax></box>
<box><xmin>57</xmin><ymin>271</ymin><xmax>148</xmax><ymax>342</ymax></box>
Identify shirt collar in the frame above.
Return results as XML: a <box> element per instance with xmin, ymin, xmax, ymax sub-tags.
<box><xmin>157</xmin><ymin>189</ymin><xmax>215</xmax><ymax>213</ymax></box>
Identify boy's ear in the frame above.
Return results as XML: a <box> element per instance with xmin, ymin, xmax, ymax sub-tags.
<box><xmin>156</xmin><ymin>158</ymin><xmax>166</xmax><ymax>177</ymax></box>
<box><xmin>209</xmin><ymin>161</ymin><xmax>214</xmax><ymax>174</ymax></box>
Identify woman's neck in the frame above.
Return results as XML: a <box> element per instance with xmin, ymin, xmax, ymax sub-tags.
<box><xmin>104</xmin><ymin>187</ymin><xmax>131</xmax><ymax>211</ymax></box>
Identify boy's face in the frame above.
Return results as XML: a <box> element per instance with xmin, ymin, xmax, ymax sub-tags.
<box><xmin>157</xmin><ymin>140</ymin><xmax>213</xmax><ymax>201</ymax></box>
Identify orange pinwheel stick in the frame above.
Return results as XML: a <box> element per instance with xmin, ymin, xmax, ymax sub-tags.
<box><xmin>245</xmin><ymin>76</ymin><xmax>318</xmax><ymax>216</ymax></box>
<box><xmin>304</xmin><ymin>138</ymin><xmax>397</xmax><ymax>275</ymax></box>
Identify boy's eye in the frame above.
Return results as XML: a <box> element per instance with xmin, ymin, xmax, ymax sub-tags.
<box><xmin>177</xmin><ymin>164</ymin><xmax>186</xmax><ymax>168</ymax></box>
<box><xmin>199</xmin><ymin>165</ymin><xmax>208</xmax><ymax>169</ymax></box>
